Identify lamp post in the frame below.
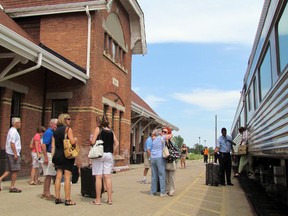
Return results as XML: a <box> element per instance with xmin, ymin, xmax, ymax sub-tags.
<box><xmin>198</xmin><ymin>137</ymin><xmax>201</xmax><ymax>154</ymax></box>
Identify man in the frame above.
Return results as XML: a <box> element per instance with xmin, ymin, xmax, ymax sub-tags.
<box><xmin>214</xmin><ymin>127</ymin><xmax>235</xmax><ymax>186</ymax></box>
<box><xmin>41</xmin><ymin>118</ymin><xmax>58</xmax><ymax>200</ymax></box>
<box><xmin>141</xmin><ymin>132</ymin><xmax>152</xmax><ymax>184</ymax></box>
<box><xmin>203</xmin><ymin>147</ymin><xmax>209</xmax><ymax>163</ymax></box>
<box><xmin>0</xmin><ymin>117</ymin><xmax>22</xmax><ymax>192</ymax></box>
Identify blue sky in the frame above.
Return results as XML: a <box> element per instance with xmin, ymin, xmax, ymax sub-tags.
<box><xmin>132</xmin><ymin>0</ymin><xmax>264</xmax><ymax>148</ymax></box>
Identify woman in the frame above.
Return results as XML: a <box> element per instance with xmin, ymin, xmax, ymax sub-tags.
<box><xmin>148</xmin><ymin>128</ymin><xmax>173</xmax><ymax>197</ymax></box>
<box><xmin>163</xmin><ymin>127</ymin><xmax>178</xmax><ymax>196</ymax></box>
<box><xmin>53</xmin><ymin>113</ymin><xmax>77</xmax><ymax>206</ymax></box>
<box><xmin>180</xmin><ymin>144</ymin><xmax>188</xmax><ymax>168</ymax></box>
<box><xmin>90</xmin><ymin>115</ymin><xmax>119</xmax><ymax>205</ymax></box>
<box><xmin>29</xmin><ymin>126</ymin><xmax>46</xmax><ymax>185</ymax></box>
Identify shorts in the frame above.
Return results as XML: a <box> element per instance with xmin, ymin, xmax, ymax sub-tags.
<box><xmin>6</xmin><ymin>153</ymin><xmax>21</xmax><ymax>172</ymax></box>
<box><xmin>31</xmin><ymin>152</ymin><xmax>42</xmax><ymax>168</ymax></box>
<box><xmin>181</xmin><ymin>154</ymin><xmax>187</xmax><ymax>158</ymax></box>
<box><xmin>41</xmin><ymin>153</ymin><xmax>56</xmax><ymax>176</ymax></box>
<box><xmin>91</xmin><ymin>153</ymin><xmax>113</xmax><ymax>175</ymax></box>
<box><xmin>143</xmin><ymin>152</ymin><xmax>151</xmax><ymax>168</ymax></box>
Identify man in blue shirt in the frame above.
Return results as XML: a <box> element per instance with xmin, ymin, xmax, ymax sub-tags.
<box><xmin>215</xmin><ymin>127</ymin><xmax>235</xmax><ymax>186</ymax></box>
<box><xmin>41</xmin><ymin>118</ymin><xmax>57</xmax><ymax>200</ymax></box>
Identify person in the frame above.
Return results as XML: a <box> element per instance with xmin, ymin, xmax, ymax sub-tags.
<box><xmin>140</xmin><ymin>132</ymin><xmax>152</xmax><ymax>184</ymax></box>
<box><xmin>53</xmin><ymin>113</ymin><xmax>78</xmax><ymax>205</ymax></box>
<box><xmin>0</xmin><ymin>117</ymin><xmax>22</xmax><ymax>193</ymax></box>
<box><xmin>29</xmin><ymin>126</ymin><xmax>46</xmax><ymax>185</ymax></box>
<box><xmin>163</xmin><ymin>127</ymin><xmax>178</xmax><ymax>196</ymax></box>
<box><xmin>180</xmin><ymin>144</ymin><xmax>188</xmax><ymax>168</ymax></box>
<box><xmin>214</xmin><ymin>151</ymin><xmax>219</xmax><ymax>163</ymax></box>
<box><xmin>214</xmin><ymin>127</ymin><xmax>235</xmax><ymax>186</ymax></box>
<box><xmin>203</xmin><ymin>146</ymin><xmax>209</xmax><ymax>163</ymax></box>
<box><xmin>41</xmin><ymin>118</ymin><xmax>58</xmax><ymax>200</ymax></box>
<box><xmin>234</xmin><ymin>127</ymin><xmax>250</xmax><ymax>177</ymax></box>
<box><xmin>90</xmin><ymin>115</ymin><xmax>119</xmax><ymax>205</ymax></box>
<box><xmin>148</xmin><ymin>128</ymin><xmax>172</xmax><ymax>197</ymax></box>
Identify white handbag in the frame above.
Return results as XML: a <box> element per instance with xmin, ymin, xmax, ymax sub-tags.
<box><xmin>88</xmin><ymin>140</ymin><xmax>104</xmax><ymax>159</ymax></box>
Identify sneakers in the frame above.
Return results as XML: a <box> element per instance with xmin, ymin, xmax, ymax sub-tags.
<box><xmin>160</xmin><ymin>193</ymin><xmax>168</xmax><ymax>197</ymax></box>
<box><xmin>140</xmin><ymin>179</ymin><xmax>150</xmax><ymax>184</ymax></box>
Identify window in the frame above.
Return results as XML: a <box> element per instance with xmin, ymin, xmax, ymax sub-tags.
<box><xmin>259</xmin><ymin>46</ymin><xmax>272</xmax><ymax>101</ymax></box>
<box><xmin>277</xmin><ymin>3</ymin><xmax>288</xmax><ymax>73</ymax></box>
<box><xmin>247</xmin><ymin>90</ymin><xmax>252</xmax><ymax>112</ymax></box>
<box><xmin>11</xmin><ymin>91</ymin><xmax>21</xmax><ymax>118</ymax></box>
<box><xmin>103</xmin><ymin>32</ymin><xmax>126</xmax><ymax>69</ymax></box>
<box><xmin>52</xmin><ymin>99</ymin><xmax>68</xmax><ymax>119</ymax></box>
<box><xmin>253</xmin><ymin>77</ymin><xmax>259</xmax><ymax>110</ymax></box>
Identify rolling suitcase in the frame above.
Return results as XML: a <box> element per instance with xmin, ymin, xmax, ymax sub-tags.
<box><xmin>206</xmin><ymin>163</ymin><xmax>220</xmax><ymax>186</ymax></box>
<box><xmin>80</xmin><ymin>166</ymin><xmax>104</xmax><ymax>198</ymax></box>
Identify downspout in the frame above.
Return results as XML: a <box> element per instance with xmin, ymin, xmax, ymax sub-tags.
<box><xmin>85</xmin><ymin>6</ymin><xmax>91</xmax><ymax>77</ymax></box>
<box><xmin>0</xmin><ymin>53</ymin><xmax>43</xmax><ymax>82</ymax></box>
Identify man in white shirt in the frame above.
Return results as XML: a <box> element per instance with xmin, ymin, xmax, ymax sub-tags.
<box><xmin>0</xmin><ymin>117</ymin><xmax>22</xmax><ymax>193</ymax></box>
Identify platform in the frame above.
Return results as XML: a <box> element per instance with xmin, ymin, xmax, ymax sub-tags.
<box><xmin>0</xmin><ymin>159</ymin><xmax>254</xmax><ymax>216</ymax></box>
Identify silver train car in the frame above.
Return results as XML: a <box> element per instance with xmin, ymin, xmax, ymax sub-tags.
<box><xmin>231</xmin><ymin>0</ymin><xmax>288</xmax><ymax>204</ymax></box>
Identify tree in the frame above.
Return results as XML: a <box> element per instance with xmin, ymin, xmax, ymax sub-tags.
<box><xmin>172</xmin><ymin>135</ymin><xmax>184</xmax><ymax>149</ymax></box>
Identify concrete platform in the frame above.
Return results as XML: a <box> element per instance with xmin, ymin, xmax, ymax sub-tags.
<box><xmin>0</xmin><ymin>160</ymin><xmax>255</xmax><ymax>216</ymax></box>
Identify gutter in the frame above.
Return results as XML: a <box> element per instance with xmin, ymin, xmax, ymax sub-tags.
<box><xmin>85</xmin><ymin>6</ymin><xmax>91</xmax><ymax>77</ymax></box>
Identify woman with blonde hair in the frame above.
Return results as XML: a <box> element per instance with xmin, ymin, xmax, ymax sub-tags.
<box><xmin>90</xmin><ymin>115</ymin><xmax>119</xmax><ymax>205</ymax></box>
<box><xmin>52</xmin><ymin>113</ymin><xmax>77</xmax><ymax>206</ymax></box>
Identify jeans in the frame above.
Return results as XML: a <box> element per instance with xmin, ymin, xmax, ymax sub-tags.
<box><xmin>150</xmin><ymin>157</ymin><xmax>166</xmax><ymax>194</ymax></box>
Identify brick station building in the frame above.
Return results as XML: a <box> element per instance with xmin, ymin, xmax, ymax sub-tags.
<box><xmin>0</xmin><ymin>0</ymin><xmax>178</xmax><ymax>176</ymax></box>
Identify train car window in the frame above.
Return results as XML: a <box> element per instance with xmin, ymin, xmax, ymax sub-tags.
<box><xmin>276</xmin><ymin>2</ymin><xmax>288</xmax><ymax>73</ymax></box>
<box><xmin>253</xmin><ymin>77</ymin><xmax>259</xmax><ymax>110</ymax></box>
<box><xmin>259</xmin><ymin>46</ymin><xmax>272</xmax><ymax>101</ymax></box>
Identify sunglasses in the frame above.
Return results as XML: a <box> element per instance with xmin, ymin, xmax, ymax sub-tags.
<box><xmin>66</xmin><ymin>118</ymin><xmax>71</xmax><ymax>120</ymax></box>
<box><xmin>162</xmin><ymin>131</ymin><xmax>168</xmax><ymax>134</ymax></box>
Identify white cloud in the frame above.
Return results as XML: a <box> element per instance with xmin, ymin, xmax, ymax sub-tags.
<box><xmin>138</xmin><ymin>0</ymin><xmax>263</xmax><ymax>44</ymax></box>
<box><xmin>172</xmin><ymin>89</ymin><xmax>241</xmax><ymax>111</ymax></box>
<box><xmin>144</xmin><ymin>95</ymin><xmax>167</xmax><ymax>109</ymax></box>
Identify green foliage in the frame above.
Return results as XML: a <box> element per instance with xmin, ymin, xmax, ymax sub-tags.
<box><xmin>186</xmin><ymin>153</ymin><xmax>203</xmax><ymax>160</ymax></box>
<box><xmin>172</xmin><ymin>135</ymin><xmax>184</xmax><ymax>149</ymax></box>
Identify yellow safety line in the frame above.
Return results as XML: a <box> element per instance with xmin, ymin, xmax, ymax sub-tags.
<box><xmin>154</xmin><ymin>170</ymin><xmax>226</xmax><ymax>216</ymax></box>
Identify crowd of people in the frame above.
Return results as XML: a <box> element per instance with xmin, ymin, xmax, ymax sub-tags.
<box><xmin>0</xmin><ymin>114</ymin><xmax>119</xmax><ymax>206</ymax></box>
<box><xmin>0</xmin><ymin>115</ymin><xmax>248</xmax><ymax>204</ymax></box>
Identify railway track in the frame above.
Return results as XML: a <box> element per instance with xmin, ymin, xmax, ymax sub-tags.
<box><xmin>238</xmin><ymin>175</ymin><xmax>288</xmax><ymax>216</ymax></box>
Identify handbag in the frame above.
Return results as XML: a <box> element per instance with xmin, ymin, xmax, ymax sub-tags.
<box><xmin>63</xmin><ymin>131</ymin><xmax>80</xmax><ymax>159</ymax></box>
<box><xmin>163</xmin><ymin>143</ymin><xmax>170</xmax><ymax>158</ymax></box>
<box><xmin>237</xmin><ymin>145</ymin><xmax>247</xmax><ymax>155</ymax></box>
<box><xmin>88</xmin><ymin>140</ymin><xmax>104</xmax><ymax>159</ymax></box>
<box><xmin>166</xmin><ymin>161</ymin><xmax>176</xmax><ymax>170</ymax></box>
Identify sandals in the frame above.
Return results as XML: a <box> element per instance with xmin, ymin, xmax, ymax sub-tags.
<box><xmin>107</xmin><ymin>200</ymin><xmax>112</xmax><ymax>205</ymax></box>
<box><xmin>90</xmin><ymin>200</ymin><xmax>101</xmax><ymax>205</ymax></box>
<box><xmin>41</xmin><ymin>194</ymin><xmax>55</xmax><ymax>200</ymax></box>
<box><xmin>29</xmin><ymin>181</ymin><xmax>37</xmax><ymax>185</ymax></box>
<box><xmin>65</xmin><ymin>199</ymin><xmax>76</xmax><ymax>206</ymax></box>
<box><xmin>55</xmin><ymin>198</ymin><xmax>63</xmax><ymax>204</ymax></box>
<box><xmin>9</xmin><ymin>188</ymin><xmax>22</xmax><ymax>193</ymax></box>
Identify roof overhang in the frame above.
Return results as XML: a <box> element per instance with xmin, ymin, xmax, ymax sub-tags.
<box><xmin>4</xmin><ymin>0</ymin><xmax>147</xmax><ymax>55</ymax></box>
<box><xmin>0</xmin><ymin>24</ymin><xmax>89</xmax><ymax>83</ymax></box>
<box><xmin>132</xmin><ymin>101</ymin><xmax>179</xmax><ymax>131</ymax></box>
<box><xmin>3</xmin><ymin>0</ymin><xmax>108</xmax><ymax>17</ymax></box>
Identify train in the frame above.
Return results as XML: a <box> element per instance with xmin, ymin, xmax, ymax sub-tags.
<box><xmin>231</xmin><ymin>0</ymin><xmax>288</xmax><ymax>205</ymax></box>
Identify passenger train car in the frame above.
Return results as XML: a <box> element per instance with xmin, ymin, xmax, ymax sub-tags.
<box><xmin>231</xmin><ymin>0</ymin><xmax>288</xmax><ymax>204</ymax></box>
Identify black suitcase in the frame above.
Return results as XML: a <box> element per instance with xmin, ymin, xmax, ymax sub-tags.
<box><xmin>206</xmin><ymin>163</ymin><xmax>220</xmax><ymax>186</ymax></box>
<box><xmin>72</xmin><ymin>165</ymin><xmax>79</xmax><ymax>184</ymax></box>
<box><xmin>80</xmin><ymin>166</ymin><xmax>104</xmax><ymax>198</ymax></box>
